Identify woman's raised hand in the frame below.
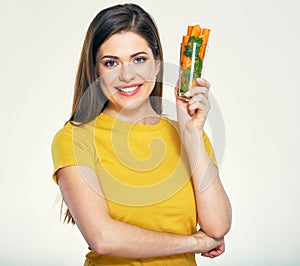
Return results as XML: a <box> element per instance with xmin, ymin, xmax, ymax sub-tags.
<box><xmin>176</xmin><ymin>78</ymin><xmax>211</xmax><ymax>133</ymax></box>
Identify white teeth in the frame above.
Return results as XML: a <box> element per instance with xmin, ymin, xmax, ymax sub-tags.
<box><xmin>118</xmin><ymin>85</ymin><xmax>139</xmax><ymax>92</ymax></box>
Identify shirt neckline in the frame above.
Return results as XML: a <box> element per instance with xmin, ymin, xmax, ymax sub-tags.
<box><xmin>97</xmin><ymin>112</ymin><xmax>169</xmax><ymax>132</ymax></box>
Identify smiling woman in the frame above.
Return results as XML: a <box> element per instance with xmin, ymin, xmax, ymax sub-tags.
<box><xmin>69</xmin><ymin>3</ymin><xmax>164</xmax><ymax>124</ymax></box>
<box><xmin>51</xmin><ymin>3</ymin><xmax>231</xmax><ymax>266</ymax></box>
<box><xmin>96</xmin><ymin>32</ymin><xmax>160</xmax><ymax>120</ymax></box>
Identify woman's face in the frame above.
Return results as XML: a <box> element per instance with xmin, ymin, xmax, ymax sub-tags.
<box><xmin>96</xmin><ymin>31</ymin><xmax>160</xmax><ymax>114</ymax></box>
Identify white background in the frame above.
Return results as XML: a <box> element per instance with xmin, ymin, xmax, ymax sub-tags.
<box><xmin>0</xmin><ymin>0</ymin><xmax>299</xmax><ymax>265</ymax></box>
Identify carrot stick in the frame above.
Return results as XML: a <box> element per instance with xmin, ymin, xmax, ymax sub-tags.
<box><xmin>181</xmin><ymin>55</ymin><xmax>192</xmax><ymax>69</ymax></box>
<box><xmin>199</xmin><ymin>28</ymin><xmax>210</xmax><ymax>60</ymax></box>
<box><xmin>187</xmin><ymin>25</ymin><xmax>193</xmax><ymax>36</ymax></box>
<box><xmin>182</xmin><ymin>35</ymin><xmax>189</xmax><ymax>46</ymax></box>
<box><xmin>202</xmin><ymin>28</ymin><xmax>210</xmax><ymax>44</ymax></box>
<box><xmin>191</xmin><ymin>25</ymin><xmax>201</xmax><ymax>37</ymax></box>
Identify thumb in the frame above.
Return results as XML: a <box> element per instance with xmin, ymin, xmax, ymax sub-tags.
<box><xmin>174</xmin><ymin>79</ymin><xmax>180</xmax><ymax>96</ymax></box>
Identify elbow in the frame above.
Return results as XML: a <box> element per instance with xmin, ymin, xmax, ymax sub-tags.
<box><xmin>209</xmin><ymin>225</ymin><xmax>231</xmax><ymax>240</ymax></box>
<box><xmin>210</xmin><ymin>218</ymin><xmax>232</xmax><ymax>239</ymax></box>
<box><xmin>89</xmin><ymin>231</ymin><xmax>117</xmax><ymax>255</ymax></box>
<box><xmin>84</xmin><ymin>218</ymin><xmax>119</xmax><ymax>256</ymax></box>
<box><xmin>93</xmin><ymin>242</ymin><xmax>111</xmax><ymax>255</ymax></box>
<box><xmin>201</xmin><ymin>218</ymin><xmax>232</xmax><ymax>239</ymax></box>
<box><xmin>86</xmin><ymin>232</ymin><xmax>114</xmax><ymax>255</ymax></box>
<box><xmin>209</xmin><ymin>207</ymin><xmax>233</xmax><ymax>239</ymax></box>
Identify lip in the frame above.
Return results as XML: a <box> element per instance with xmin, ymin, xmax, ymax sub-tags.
<box><xmin>115</xmin><ymin>83</ymin><xmax>143</xmax><ymax>97</ymax></box>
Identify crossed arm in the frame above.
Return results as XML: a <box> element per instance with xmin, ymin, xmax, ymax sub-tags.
<box><xmin>57</xmin><ymin>165</ymin><xmax>226</xmax><ymax>259</ymax></box>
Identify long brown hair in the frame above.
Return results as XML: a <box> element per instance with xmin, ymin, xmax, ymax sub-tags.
<box><xmin>63</xmin><ymin>4</ymin><xmax>164</xmax><ymax>224</ymax></box>
<box><xmin>70</xmin><ymin>3</ymin><xmax>164</xmax><ymax>124</ymax></box>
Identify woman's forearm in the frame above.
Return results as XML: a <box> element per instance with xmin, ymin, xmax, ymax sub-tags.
<box><xmin>182</xmin><ymin>131</ymin><xmax>232</xmax><ymax>239</ymax></box>
<box><xmin>94</xmin><ymin>216</ymin><xmax>220</xmax><ymax>258</ymax></box>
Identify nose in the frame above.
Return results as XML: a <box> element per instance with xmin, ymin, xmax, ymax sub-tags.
<box><xmin>119</xmin><ymin>63</ymin><xmax>136</xmax><ymax>82</ymax></box>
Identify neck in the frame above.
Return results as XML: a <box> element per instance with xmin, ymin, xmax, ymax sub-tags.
<box><xmin>103</xmin><ymin>99</ymin><xmax>160</xmax><ymax>125</ymax></box>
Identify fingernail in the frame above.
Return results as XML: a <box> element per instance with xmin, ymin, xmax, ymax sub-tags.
<box><xmin>196</xmin><ymin>78</ymin><xmax>203</xmax><ymax>83</ymax></box>
<box><xmin>185</xmin><ymin>91</ymin><xmax>191</xmax><ymax>96</ymax></box>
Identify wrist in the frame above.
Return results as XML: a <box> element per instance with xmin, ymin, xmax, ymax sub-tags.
<box><xmin>181</xmin><ymin>128</ymin><xmax>203</xmax><ymax>146</ymax></box>
<box><xmin>187</xmin><ymin>235</ymin><xmax>203</xmax><ymax>254</ymax></box>
<box><xmin>181</xmin><ymin>130</ymin><xmax>207</xmax><ymax>163</ymax></box>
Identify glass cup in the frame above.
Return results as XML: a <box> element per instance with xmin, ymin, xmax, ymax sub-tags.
<box><xmin>178</xmin><ymin>42</ymin><xmax>202</xmax><ymax>101</ymax></box>
<box><xmin>177</xmin><ymin>31</ymin><xmax>209</xmax><ymax>101</ymax></box>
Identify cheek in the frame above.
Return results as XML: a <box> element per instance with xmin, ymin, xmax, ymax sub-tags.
<box><xmin>136</xmin><ymin>61</ymin><xmax>157</xmax><ymax>82</ymax></box>
<box><xmin>97</xmin><ymin>64</ymin><xmax>109</xmax><ymax>80</ymax></box>
<box><xmin>99</xmin><ymin>76</ymin><xmax>114</xmax><ymax>100</ymax></box>
<box><xmin>97</xmin><ymin>68</ymin><xmax>119</xmax><ymax>99</ymax></box>
<box><xmin>98</xmin><ymin>66</ymin><xmax>120</xmax><ymax>86</ymax></box>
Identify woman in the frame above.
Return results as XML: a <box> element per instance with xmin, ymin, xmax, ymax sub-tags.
<box><xmin>51</xmin><ymin>3</ymin><xmax>232</xmax><ymax>265</ymax></box>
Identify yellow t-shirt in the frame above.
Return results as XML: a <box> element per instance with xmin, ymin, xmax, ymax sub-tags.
<box><xmin>51</xmin><ymin>113</ymin><xmax>217</xmax><ymax>266</ymax></box>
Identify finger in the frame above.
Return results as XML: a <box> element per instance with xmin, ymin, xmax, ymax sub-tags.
<box><xmin>188</xmin><ymin>101</ymin><xmax>210</xmax><ymax>115</ymax></box>
<box><xmin>218</xmin><ymin>242</ymin><xmax>225</xmax><ymax>254</ymax></box>
<box><xmin>189</xmin><ymin>94</ymin><xmax>210</xmax><ymax>106</ymax></box>
<box><xmin>174</xmin><ymin>79</ymin><xmax>180</xmax><ymax>96</ymax></box>
<box><xmin>208</xmin><ymin>250</ymin><xmax>222</xmax><ymax>258</ymax></box>
<box><xmin>188</xmin><ymin>105</ymin><xmax>208</xmax><ymax>119</ymax></box>
<box><xmin>195</xmin><ymin>78</ymin><xmax>211</xmax><ymax>89</ymax></box>
<box><xmin>206</xmin><ymin>243</ymin><xmax>225</xmax><ymax>257</ymax></box>
<box><xmin>208</xmin><ymin>249</ymin><xmax>222</xmax><ymax>257</ymax></box>
<box><xmin>185</xmin><ymin>86</ymin><xmax>209</xmax><ymax>98</ymax></box>
<box><xmin>174</xmin><ymin>87</ymin><xmax>178</xmax><ymax>96</ymax></box>
<box><xmin>201</xmin><ymin>253</ymin><xmax>209</xmax><ymax>257</ymax></box>
<box><xmin>201</xmin><ymin>252</ymin><xmax>216</xmax><ymax>259</ymax></box>
<box><xmin>176</xmin><ymin>95</ymin><xmax>188</xmax><ymax>109</ymax></box>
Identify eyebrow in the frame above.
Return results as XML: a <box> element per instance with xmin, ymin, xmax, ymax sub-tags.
<box><xmin>100</xmin><ymin>51</ymin><xmax>149</xmax><ymax>60</ymax></box>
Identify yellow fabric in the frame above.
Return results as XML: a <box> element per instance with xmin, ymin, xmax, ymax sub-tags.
<box><xmin>51</xmin><ymin>113</ymin><xmax>217</xmax><ymax>266</ymax></box>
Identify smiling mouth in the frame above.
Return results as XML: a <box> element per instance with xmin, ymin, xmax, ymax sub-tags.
<box><xmin>115</xmin><ymin>84</ymin><xmax>142</xmax><ymax>96</ymax></box>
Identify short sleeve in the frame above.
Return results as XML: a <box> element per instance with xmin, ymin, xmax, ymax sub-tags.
<box><xmin>202</xmin><ymin>130</ymin><xmax>218</xmax><ymax>167</ymax></box>
<box><xmin>51</xmin><ymin>123</ymin><xmax>96</xmax><ymax>184</ymax></box>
